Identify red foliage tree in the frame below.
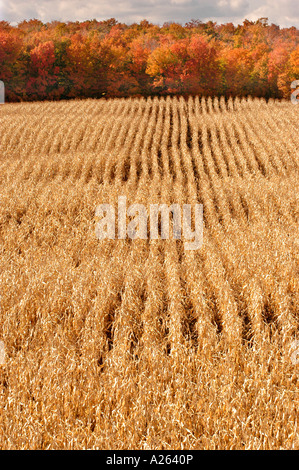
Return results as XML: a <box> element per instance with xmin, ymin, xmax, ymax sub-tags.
<box><xmin>0</xmin><ymin>18</ymin><xmax>298</xmax><ymax>101</ymax></box>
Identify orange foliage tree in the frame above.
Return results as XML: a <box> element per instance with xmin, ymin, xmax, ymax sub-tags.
<box><xmin>0</xmin><ymin>18</ymin><xmax>298</xmax><ymax>101</ymax></box>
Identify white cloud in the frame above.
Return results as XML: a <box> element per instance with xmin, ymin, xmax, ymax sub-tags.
<box><xmin>0</xmin><ymin>0</ymin><xmax>298</xmax><ymax>28</ymax></box>
<box><xmin>170</xmin><ymin>0</ymin><xmax>192</xmax><ymax>5</ymax></box>
<box><xmin>245</xmin><ymin>0</ymin><xmax>298</xmax><ymax>27</ymax></box>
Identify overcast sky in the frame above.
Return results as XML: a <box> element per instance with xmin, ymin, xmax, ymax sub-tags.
<box><xmin>0</xmin><ymin>0</ymin><xmax>298</xmax><ymax>28</ymax></box>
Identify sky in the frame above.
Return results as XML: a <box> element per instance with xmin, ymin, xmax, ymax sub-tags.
<box><xmin>0</xmin><ymin>0</ymin><xmax>298</xmax><ymax>29</ymax></box>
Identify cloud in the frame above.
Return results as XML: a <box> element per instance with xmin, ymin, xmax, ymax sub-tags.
<box><xmin>245</xmin><ymin>0</ymin><xmax>299</xmax><ymax>27</ymax></box>
<box><xmin>0</xmin><ymin>0</ymin><xmax>298</xmax><ymax>28</ymax></box>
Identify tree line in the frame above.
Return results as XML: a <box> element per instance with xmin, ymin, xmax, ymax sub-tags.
<box><xmin>1</xmin><ymin>17</ymin><xmax>298</xmax><ymax>101</ymax></box>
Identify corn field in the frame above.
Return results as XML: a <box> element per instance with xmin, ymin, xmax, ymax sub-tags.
<box><xmin>0</xmin><ymin>95</ymin><xmax>298</xmax><ymax>449</ymax></box>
